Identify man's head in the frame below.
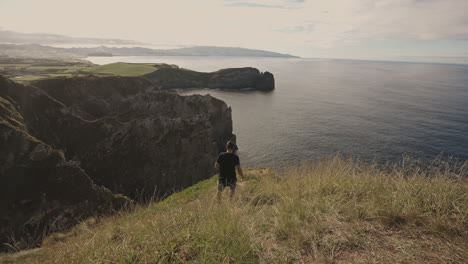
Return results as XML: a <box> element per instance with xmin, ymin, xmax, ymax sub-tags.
<box><xmin>226</xmin><ymin>140</ymin><xmax>235</xmax><ymax>151</ymax></box>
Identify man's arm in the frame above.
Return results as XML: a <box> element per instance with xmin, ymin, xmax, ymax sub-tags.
<box><xmin>215</xmin><ymin>154</ymin><xmax>221</xmax><ymax>170</ymax></box>
<box><xmin>236</xmin><ymin>165</ymin><xmax>244</xmax><ymax>181</ymax></box>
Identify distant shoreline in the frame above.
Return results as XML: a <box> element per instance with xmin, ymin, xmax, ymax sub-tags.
<box><xmin>0</xmin><ymin>43</ymin><xmax>299</xmax><ymax>60</ymax></box>
<box><xmin>86</xmin><ymin>55</ymin><xmax>468</xmax><ymax>67</ymax></box>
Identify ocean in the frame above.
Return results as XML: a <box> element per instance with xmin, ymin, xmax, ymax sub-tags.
<box><xmin>88</xmin><ymin>56</ymin><xmax>468</xmax><ymax>169</ymax></box>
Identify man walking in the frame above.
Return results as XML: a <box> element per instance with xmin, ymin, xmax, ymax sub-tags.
<box><xmin>215</xmin><ymin>140</ymin><xmax>244</xmax><ymax>202</ymax></box>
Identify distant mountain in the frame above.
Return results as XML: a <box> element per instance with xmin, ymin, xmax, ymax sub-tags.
<box><xmin>0</xmin><ymin>44</ymin><xmax>299</xmax><ymax>59</ymax></box>
<box><xmin>0</xmin><ymin>29</ymin><xmax>298</xmax><ymax>58</ymax></box>
<box><xmin>69</xmin><ymin>46</ymin><xmax>298</xmax><ymax>58</ymax></box>
<box><xmin>0</xmin><ymin>44</ymin><xmax>82</xmax><ymax>60</ymax></box>
<box><xmin>162</xmin><ymin>46</ymin><xmax>298</xmax><ymax>58</ymax></box>
<box><xmin>0</xmin><ymin>30</ymin><xmax>144</xmax><ymax>45</ymax></box>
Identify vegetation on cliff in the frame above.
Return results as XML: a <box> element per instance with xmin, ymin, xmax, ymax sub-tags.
<box><xmin>3</xmin><ymin>157</ymin><xmax>466</xmax><ymax>263</ymax></box>
<box><xmin>0</xmin><ymin>58</ymin><xmax>91</xmax><ymax>82</ymax></box>
<box><xmin>83</xmin><ymin>63</ymin><xmax>159</xmax><ymax>77</ymax></box>
<box><xmin>0</xmin><ymin>59</ymin><xmax>275</xmax><ymax>91</ymax></box>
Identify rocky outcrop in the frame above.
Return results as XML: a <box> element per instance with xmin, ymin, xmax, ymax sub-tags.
<box><xmin>29</xmin><ymin>76</ymin><xmax>234</xmax><ymax>198</ymax></box>
<box><xmin>255</xmin><ymin>71</ymin><xmax>275</xmax><ymax>91</ymax></box>
<box><xmin>0</xmin><ymin>76</ymin><xmax>129</xmax><ymax>251</ymax></box>
<box><xmin>144</xmin><ymin>66</ymin><xmax>275</xmax><ymax>91</ymax></box>
<box><xmin>0</xmin><ymin>74</ymin><xmax>234</xmax><ymax>250</ymax></box>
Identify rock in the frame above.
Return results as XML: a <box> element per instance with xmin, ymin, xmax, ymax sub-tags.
<box><xmin>0</xmin><ymin>76</ymin><xmax>129</xmax><ymax>251</ymax></box>
<box><xmin>256</xmin><ymin>71</ymin><xmax>275</xmax><ymax>91</ymax></box>
<box><xmin>29</xmin><ymin>76</ymin><xmax>234</xmax><ymax>198</ymax></box>
<box><xmin>0</xmin><ymin>74</ymin><xmax>234</xmax><ymax>250</ymax></box>
<box><xmin>30</xmin><ymin>75</ymin><xmax>157</xmax><ymax>120</ymax></box>
<box><xmin>144</xmin><ymin>66</ymin><xmax>275</xmax><ymax>91</ymax></box>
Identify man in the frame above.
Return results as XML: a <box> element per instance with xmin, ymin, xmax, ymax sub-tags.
<box><xmin>215</xmin><ymin>140</ymin><xmax>244</xmax><ymax>202</ymax></box>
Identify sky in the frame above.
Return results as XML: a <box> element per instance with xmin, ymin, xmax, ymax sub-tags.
<box><xmin>1</xmin><ymin>0</ymin><xmax>468</xmax><ymax>61</ymax></box>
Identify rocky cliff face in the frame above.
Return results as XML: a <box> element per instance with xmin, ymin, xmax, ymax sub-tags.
<box><xmin>0</xmin><ymin>76</ymin><xmax>129</xmax><ymax>251</ymax></box>
<box><xmin>144</xmin><ymin>66</ymin><xmax>275</xmax><ymax>91</ymax></box>
<box><xmin>0</xmin><ymin>75</ymin><xmax>234</xmax><ymax>250</ymax></box>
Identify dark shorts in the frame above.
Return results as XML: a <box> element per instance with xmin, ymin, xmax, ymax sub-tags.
<box><xmin>218</xmin><ymin>178</ymin><xmax>237</xmax><ymax>192</ymax></box>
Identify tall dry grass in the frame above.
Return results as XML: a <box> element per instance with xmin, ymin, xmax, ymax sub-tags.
<box><xmin>2</xmin><ymin>156</ymin><xmax>467</xmax><ymax>263</ymax></box>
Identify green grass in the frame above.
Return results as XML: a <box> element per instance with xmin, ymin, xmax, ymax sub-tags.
<box><xmin>10</xmin><ymin>75</ymin><xmax>48</xmax><ymax>82</ymax></box>
<box><xmin>0</xmin><ymin>59</ymin><xmax>179</xmax><ymax>83</ymax></box>
<box><xmin>82</xmin><ymin>63</ymin><xmax>158</xmax><ymax>77</ymax></box>
<box><xmin>0</xmin><ymin>96</ymin><xmax>26</xmax><ymax>130</ymax></box>
<box><xmin>2</xmin><ymin>61</ymin><xmax>160</xmax><ymax>82</ymax></box>
<box><xmin>1</xmin><ymin>158</ymin><xmax>467</xmax><ymax>263</ymax></box>
<box><xmin>0</xmin><ymin>59</ymin><xmax>90</xmax><ymax>83</ymax></box>
<box><xmin>11</xmin><ymin>74</ymin><xmax>75</xmax><ymax>83</ymax></box>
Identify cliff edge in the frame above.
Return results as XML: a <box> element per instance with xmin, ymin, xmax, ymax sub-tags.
<box><xmin>144</xmin><ymin>66</ymin><xmax>275</xmax><ymax>91</ymax></box>
<box><xmin>80</xmin><ymin>63</ymin><xmax>275</xmax><ymax>91</ymax></box>
<box><xmin>0</xmin><ymin>74</ymin><xmax>234</xmax><ymax>250</ymax></box>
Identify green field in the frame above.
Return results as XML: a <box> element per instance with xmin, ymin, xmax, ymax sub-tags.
<box><xmin>82</xmin><ymin>62</ymin><xmax>158</xmax><ymax>76</ymax></box>
<box><xmin>2</xmin><ymin>157</ymin><xmax>466</xmax><ymax>263</ymax></box>
<box><xmin>0</xmin><ymin>59</ymin><xmax>175</xmax><ymax>82</ymax></box>
<box><xmin>0</xmin><ymin>58</ymin><xmax>91</xmax><ymax>83</ymax></box>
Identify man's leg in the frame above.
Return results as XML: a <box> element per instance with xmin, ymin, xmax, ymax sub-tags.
<box><xmin>229</xmin><ymin>181</ymin><xmax>236</xmax><ymax>201</ymax></box>
<box><xmin>217</xmin><ymin>181</ymin><xmax>224</xmax><ymax>203</ymax></box>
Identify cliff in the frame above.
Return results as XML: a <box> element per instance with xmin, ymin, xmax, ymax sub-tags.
<box><xmin>0</xmin><ymin>75</ymin><xmax>234</xmax><ymax>250</ymax></box>
<box><xmin>144</xmin><ymin>66</ymin><xmax>275</xmax><ymax>91</ymax></box>
<box><xmin>0</xmin><ymin>76</ymin><xmax>129</xmax><ymax>250</ymax></box>
<box><xmin>1</xmin><ymin>59</ymin><xmax>276</xmax><ymax>91</ymax></box>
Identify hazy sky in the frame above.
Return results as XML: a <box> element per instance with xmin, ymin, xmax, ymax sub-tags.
<box><xmin>1</xmin><ymin>0</ymin><xmax>468</xmax><ymax>59</ymax></box>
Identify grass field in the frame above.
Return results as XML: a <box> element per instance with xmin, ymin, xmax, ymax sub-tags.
<box><xmin>0</xmin><ymin>59</ymin><xmax>165</xmax><ymax>82</ymax></box>
<box><xmin>1</xmin><ymin>156</ymin><xmax>466</xmax><ymax>263</ymax></box>
<box><xmin>0</xmin><ymin>58</ymin><xmax>91</xmax><ymax>82</ymax></box>
<box><xmin>82</xmin><ymin>63</ymin><xmax>158</xmax><ymax>77</ymax></box>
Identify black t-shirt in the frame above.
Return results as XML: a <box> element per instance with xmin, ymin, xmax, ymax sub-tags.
<box><xmin>216</xmin><ymin>152</ymin><xmax>240</xmax><ymax>179</ymax></box>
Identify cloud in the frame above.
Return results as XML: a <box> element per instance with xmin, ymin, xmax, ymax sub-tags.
<box><xmin>0</xmin><ymin>0</ymin><xmax>467</xmax><ymax>58</ymax></box>
<box><xmin>277</xmin><ymin>0</ymin><xmax>468</xmax><ymax>48</ymax></box>
<box><xmin>275</xmin><ymin>24</ymin><xmax>314</xmax><ymax>33</ymax></box>
<box><xmin>225</xmin><ymin>2</ymin><xmax>289</xmax><ymax>9</ymax></box>
<box><xmin>224</xmin><ymin>0</ymin><xmax>305</xmax><ymax>9</ymax></box>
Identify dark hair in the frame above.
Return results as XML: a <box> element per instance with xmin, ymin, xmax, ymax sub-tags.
<box><xmin>226</xmin><ymin>140</ymin><xmax>235</xmax><ymax>150</ymax></box>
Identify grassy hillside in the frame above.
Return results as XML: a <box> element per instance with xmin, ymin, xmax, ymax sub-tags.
<box><xmin>0</xmin><ymin>59</ymin><xmax>182</xmax><ymax>82</ymax></box>
<box><xmin>1</xmin><ymin>157</ymin><xmax>467</xmax><ymax>263</ymax></box>
<box><xmin>0</xmin><ymin>58</ymin><xmax>91</xmax><ymax>82</ymax></box>
<box><xmin>82</xmin><ymin>63</ymin><xmax>158</xmax><ymax>77</ymax></box>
